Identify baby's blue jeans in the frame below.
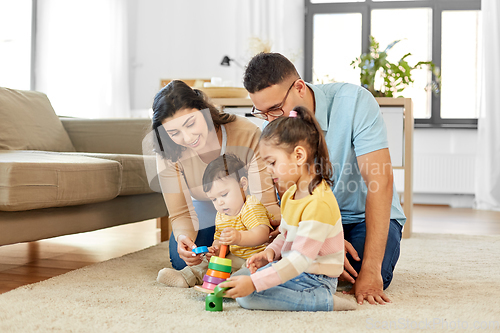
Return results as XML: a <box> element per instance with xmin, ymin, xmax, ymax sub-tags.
<box><xmin>235</xmin><ymin>262</ymin><xmax>338</xmax><ymax>312</ymax></box>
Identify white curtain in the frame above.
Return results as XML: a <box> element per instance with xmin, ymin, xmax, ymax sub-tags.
<box><xmin>36</xmin><ymin>0</ymin><xmax>130</xmax><ymax>118</ymax></box>
<box><xmin>475</xmin><ymin>0</ymin><xmax>500</xmax><ymax>210</ymax></box>
<box><xmin>235</xmin><ymin>0</ymin><xmax>304</xmax><ymax>78</ymax></box>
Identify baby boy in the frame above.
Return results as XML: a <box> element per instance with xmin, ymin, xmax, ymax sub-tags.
<box><xmin>157</xmin><ymin>153</ymin><xmax>273</xmax><ymax>287</ymax></box>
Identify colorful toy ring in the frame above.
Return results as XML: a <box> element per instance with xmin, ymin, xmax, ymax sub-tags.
<box><xmin>202</xmin><ymin>281</ymin><xmax>218</xmax><ymax>290</ymax></box>
<box><xmin>203</xmin><ymin>275</ymin><xmax>226</xmax><ymax>285</ymax></box>
<box><xmin>208</xmin><ymin>262</ymin><xmax>231</xmax><ymax>273</ymax></box>
<box><xmin>206</xmin><ymin>269</ymin><xmax>230</xmax><ymax>279</ymax></box>
<box><xmin>210</xmin><ymin>256</ymin><xmax>232</xmax><ymax>266</ymax></box>
<box><xmin>192</xmin><ymin>246</ymin><xmax>209</xmax><ymax>254</ymax></box>
<box><xmin>213</xmin><ymin>285</ymin><xmax>230</xmax><ymax>298</ymax></box>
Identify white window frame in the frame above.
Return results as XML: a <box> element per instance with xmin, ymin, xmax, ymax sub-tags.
<box><xmin>304</xmin><ymin>0</ymin><xmax>481</xmax><ymax>128</ymax></box>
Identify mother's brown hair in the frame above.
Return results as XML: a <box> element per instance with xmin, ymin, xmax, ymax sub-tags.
<box><xmin>151</xmin><ymin>80</ymin><xmax>235</xmax><ymax>162</ymax></box>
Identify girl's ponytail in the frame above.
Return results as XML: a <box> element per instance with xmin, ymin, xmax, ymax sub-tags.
<box><xmin>293</xmin><ymin>107</ymin><xmax>334</xmax><ymax>193</ymax></box>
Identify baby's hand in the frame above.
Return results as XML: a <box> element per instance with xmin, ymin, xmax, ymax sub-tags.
<box><xmin>219</xmin><ymin>227</ymin><xmax>241</xmax><ymax>245</ymax></box>
<box><xmin>267</xmin><ymin>219</ymin><xmax>281</xmax><ymax>243</ymax></box>
<box><xmin>206</xmin><ymin>245</ymin><xmax>219</xmax><ymax>260</ymax></box>
<box><xmin>269</xmin><ymin>219</ymin><xmax>280</xmax><ymax>229</ymax></box>
<box><xmin>246</xmin><ymin>249</ymin><xmax>275</xmax><ymax>273</ymax></box>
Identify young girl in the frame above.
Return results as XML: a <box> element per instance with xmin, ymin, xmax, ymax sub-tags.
<box><xmin>220</xmin><ymin>107</ymin><xmax>356</xmax><ymax>311</ymax></box>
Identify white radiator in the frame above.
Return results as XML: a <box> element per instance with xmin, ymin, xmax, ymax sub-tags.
<box><xmin>394</xmin><ymin>154</ymin><xmax>476</xmax><ymax>194</ymax></box>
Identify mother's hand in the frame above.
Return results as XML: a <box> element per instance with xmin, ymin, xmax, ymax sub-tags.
<box><xmin>177</xmin><ymin>234</ymin><xmax>203</xmax><ymax>266</ymax></box>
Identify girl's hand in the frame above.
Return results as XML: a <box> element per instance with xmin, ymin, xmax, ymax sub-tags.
<box><xmin>177</xmin><ymin>235</ymin><xmax>203</xmax><ymax>266</ymax></box>
<box><xmin>246</xmin><ymin>249</ymin><xmax>275</xmax><ymax>273</ymax></box>
<box><xmin>206</xmin><ymin>245</ymin><xmax>219</xmax><ymax>260</ymax></box>
<box><xmin>219</xmin><ymin>227</ymin><xmax>241</xmax><ymax>245</ymax></box>
<box><xmin>219</xmin><ymin>276</ymin><xmax>255</xmax><ymax>298</ymax></box>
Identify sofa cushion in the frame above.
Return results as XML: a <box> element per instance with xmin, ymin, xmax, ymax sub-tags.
<box><xmin>0</xmin><ymin>87</ymin><xmax>75</xmax><ymax>152</ymax></box>
<box><xmin>66</xmin><ymin>153</ymin><xmax>156</xmax><ymax>196</ymax></box>
<box><xmin>0</xmin><ymin>151</ymin><xmax>121</xmax><ymax>212</ymax></box>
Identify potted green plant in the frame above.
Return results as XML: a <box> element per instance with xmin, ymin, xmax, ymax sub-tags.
<box><xmin>351</xmin><ymin>36</ymin><xmax>441</xmax><ymax>97</ymax></box>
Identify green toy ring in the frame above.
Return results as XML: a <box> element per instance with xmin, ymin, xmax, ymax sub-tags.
<box><xmin>213</xmin><ymin>285</ymin><xmax>230</xmax><ymax>298</ymax></box>
<box><xmin>208</xmin><ymin>262</ymin><xmax>232</xmax><ymax>273</ymax></box>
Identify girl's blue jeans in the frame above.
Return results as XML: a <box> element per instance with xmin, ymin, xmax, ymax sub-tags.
<box><xmin>235</xmin><ymin>262</ymin><xmax>338</xmax><ymax>312</ymax></box>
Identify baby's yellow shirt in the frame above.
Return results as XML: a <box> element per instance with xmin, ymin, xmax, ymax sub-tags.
<box><xmin>214</xmin><ymin>195</ymin><xmax>273</xmax><ymax>259</ymax></box>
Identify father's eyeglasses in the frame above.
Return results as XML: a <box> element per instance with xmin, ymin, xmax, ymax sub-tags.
<box><xmin>250</xmin><ymin>80</ymin><xmax>298</xmax><ymax>120</ymax></box>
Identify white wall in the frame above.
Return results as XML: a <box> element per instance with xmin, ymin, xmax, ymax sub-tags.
<box><xmin>127</xmin><ymin>0</ymin><xmax>305</xmax><ymax>112</ymax></box>
<box><xmin>128</xmin><ymin>0</ymin><xmax>239</xmax><ymax>111</ymax></box>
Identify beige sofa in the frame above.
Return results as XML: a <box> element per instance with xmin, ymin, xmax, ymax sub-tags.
<box><xmin>0</xmin><ymin>87</ymin><xmax>168</xmax><ymax>246</ymax></box>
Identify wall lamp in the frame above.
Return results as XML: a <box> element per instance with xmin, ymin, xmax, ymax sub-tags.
<box><xmin>220</xmin><ymin>55</ymin><xmax>243</xmax><ymax>69</ymax></box>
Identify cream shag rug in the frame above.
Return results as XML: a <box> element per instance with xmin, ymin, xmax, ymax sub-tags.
<box><xmin>0</xmin><ymin>233</ymin><xmax>499</xmax><ymax>333</ymax></box>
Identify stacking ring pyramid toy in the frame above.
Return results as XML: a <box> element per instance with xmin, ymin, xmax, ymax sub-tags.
<box><xmin>193</xmin><ymin>244</ymin><xmax>232</xmax><ymax>295</ymax></box>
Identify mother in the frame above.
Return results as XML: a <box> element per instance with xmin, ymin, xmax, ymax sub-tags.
<box><xmin>152</xmin><ymin>80</ymin><xmax>280</xmax><ymax>269</ymax></box>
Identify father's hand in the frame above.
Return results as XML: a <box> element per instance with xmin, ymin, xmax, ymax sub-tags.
<box><xmin>339</xmin><ymin>240</ymin><xmax>359</xmax><ymax>284</ymax></box>
<box><xmin>177</xmin><ymin>235</ymin><xmax>203</xmax><ymax>266</ymax></box>
<box><xmin>344</xmin><ymin>269</ymin><xmax>391</xmax><ymax>305</ymax></box>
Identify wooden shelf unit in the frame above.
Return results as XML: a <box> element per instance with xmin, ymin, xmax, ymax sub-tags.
<box><xmin>211</xmin><ymin>98</ymin><xmax>253</xmax><ymax>110</ymax></box>
<box><xmin>376</xmin><ymin>97</ymin><xmax>413</xmax><ymax>239</ymax></box>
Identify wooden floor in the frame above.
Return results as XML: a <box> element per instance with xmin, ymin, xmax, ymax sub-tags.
<box><xmin>1</xmin><ymin>205</ymin><xmax>499</xmax><ymax>295</ymax></box>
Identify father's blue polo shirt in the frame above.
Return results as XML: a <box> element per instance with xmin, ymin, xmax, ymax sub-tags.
<box><xmin>308</xmin><ymin>82</ymin><xmax>406</xmax><ymax>225</ymax></box>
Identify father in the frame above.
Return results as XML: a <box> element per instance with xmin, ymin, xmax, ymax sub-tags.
<box><xmin>243</xmin><ymin>52</ymin><xmax>406</xmax><ymax>305</ymax></box>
